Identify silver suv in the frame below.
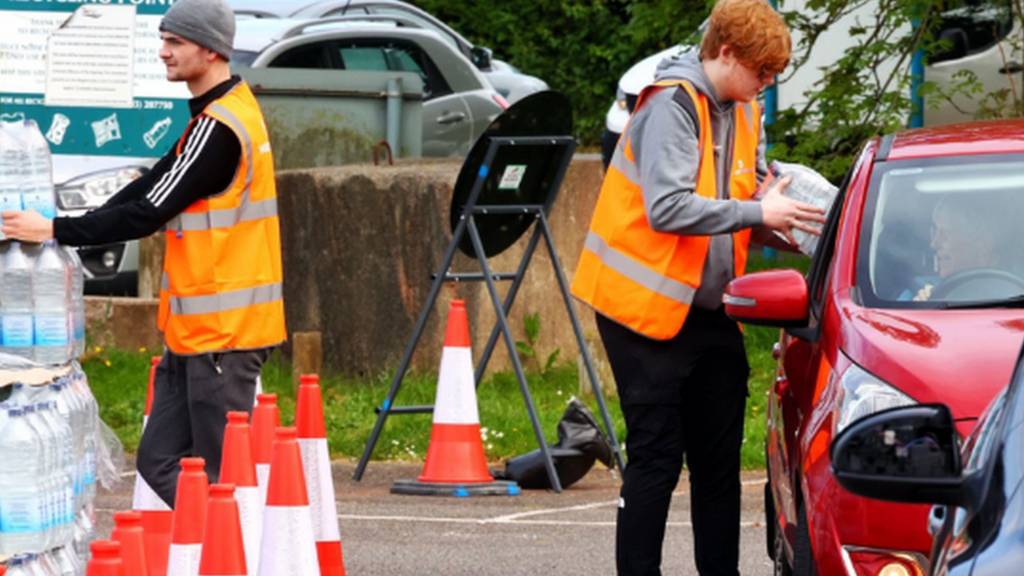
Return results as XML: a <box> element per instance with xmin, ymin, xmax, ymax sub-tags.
<box><xmin>232</xmin><ymin>18</ymin><xmax>507</xmax><ymax>156</ymax></box>
<box><xmin>228</xmin><ymin>0</ymin><xmax>548</xmax><ymax>103</ymax></box>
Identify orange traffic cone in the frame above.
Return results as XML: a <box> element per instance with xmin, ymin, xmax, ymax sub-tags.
<box><xmin>296</xmin><ymin>374</ymin><xmax>346</xmax><ymax>576</ymax></box>
<box><xmin>257</xmin><ymin>427</ymin><xmax>319</xmax><ymax>575</ymax></box>
<box><xmin>133</xmin><ymin>356</ymin><xmax>167</xmax><ymax>507</ymax></box>
<box><xmin>132</xmin><ymin>356</ymin><xmax>173</xmax><ymax>576</ymax></box>
<box><xmin>220</xmin><ymin>412</ymin><xmax>261</xmax><ymax>575</ymax></box>
<box><xmin>111</xmin><ymin>511</ymin><xmax>148</xmax><ymax>576</ymax></box>
<box><xmin>250</xmin><ymin>393</ymin><xmax>280</xmax><ymax>509</ymax></box>
<box><xmin>198</xmin><ymin>484</ymin><xmax>247</xmax><ymax>576</ymax></box>
<box><xmin>167</xmin><ymin>457</ymin><xmax>208</xmax><ymax>576</ymax></box>
<box><xmin>87</xmin><ymin>540</ymin><xmax>124</xmax><ymax>576</ymax></box>
<box><xmin>392</xmin><ymin>300</ymin><xmax>519</xmax><ymax>496</ymax></box>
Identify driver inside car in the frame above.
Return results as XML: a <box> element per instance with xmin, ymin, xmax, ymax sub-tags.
<box><xmin>903</xmin><ymin>197</ymin><xmax>1004</xmax><ymax>301</ymax></box>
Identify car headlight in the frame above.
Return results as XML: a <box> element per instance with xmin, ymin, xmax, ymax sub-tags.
<box><xmin>833</xmin><ymin>360</ymin><xmax>916</xmax><ymax>435</ymax></box>
<box><xmin>616</xmin><ymin>87</ymin><xmax>628</xmax><ymax>110</ymax></box>
<box><xmin>57</xmin><ymin>167</ymin><xmax>145</xmax><ymax>210</ymax></box>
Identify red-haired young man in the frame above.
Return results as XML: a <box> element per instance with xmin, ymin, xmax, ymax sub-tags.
<box><xmin>572</xmin><ymin>1</ymin><xmax>824</xmax><ymax>574</ymax></box>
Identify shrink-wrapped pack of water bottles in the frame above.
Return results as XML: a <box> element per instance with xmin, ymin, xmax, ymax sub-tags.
<box><xmin>0</xmin><ymin>116</ymin><xmax>122</xmax><ymax>575</ymax></box>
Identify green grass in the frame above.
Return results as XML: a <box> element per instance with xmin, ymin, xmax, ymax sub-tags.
<box><xmin>84</xmin><ymin>250</ymin><xmax>810</xmax><ymax>470</ymax></box>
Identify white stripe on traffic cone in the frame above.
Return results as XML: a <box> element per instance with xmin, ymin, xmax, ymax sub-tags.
<box><xmin>296</xmin><ymin>374</ymin><xmax>345</xmax><ymax>575</ymax></box>
<box><xmin>257</xmin><ymin>427</ymin><xmax>319</xmax><ymax>576</ymax></box>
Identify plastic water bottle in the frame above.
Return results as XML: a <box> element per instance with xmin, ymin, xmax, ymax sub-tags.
<box><xmin>768</xmin><ymin>160</ymin><xmax>839</xmax><ymax>255</ymax></box>
<box><xmin>34</xmin><ymin>242</ymin><xmax>71</xmax><ymax>366</ymax></box>
<box><xmin>0</xmin><ymin>118</ymin><xmax>27</xmax><ymax>227</ymax></box>
<box><xmin>70</xmin><ymin>364</ymin><xmax>98</xmax><ymax>503</ymax></box>
<box><xmin>22</xmin><ymin>403</ymin><xmax>57</xmax><ymax>551</ymax></box>
<box><xmin>38</xmin><ymin>401</ymin><xmax>74</xmax><ymax>545</ymax></box>
<box><xmin>51</xmin><ymin>543</ymin><xmax>83</xmax><ymax>575</ymax></box>
<box><xmin>1</xmin><ymin>242</ymin><xmax>36</xmax><ymax>361</ymax></box>
<box><xmin>0</xmin><ymin>407</ymin><xmax>46</xmax><ymax>555</ymax></box>
<box><xmin>52</xmin><ymin>379</ymin><xmax>85</xmax><ymax>513</ymax></box>
<box><xmin>21</xmin><ymin>120</ymin><xmax>56</xmax><ymax>220</ymax></box>
<box><xmin>60</xmin><ymin>246</ymin><xmax>86</xmax><ymax>359</ymax></box>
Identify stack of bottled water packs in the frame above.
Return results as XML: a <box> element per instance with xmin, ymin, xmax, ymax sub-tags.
<box><xmin>0</xmin><ymin>114</ymin><xmax>56</xmax><ymax>222</ymax></box>
<box><xmin>1</xmin><ymin>116</ymin><xmax>100</xmax><ymax>575</ymax></box>
<box><xmin>0</xmin><ymin>115</ymin><xmax>86</xmax><ymax>366</ymax></box>
<box><xmin>0</xmin><ymin>367</ymin><xmax>100</xmax><ymax>575</ymax></box>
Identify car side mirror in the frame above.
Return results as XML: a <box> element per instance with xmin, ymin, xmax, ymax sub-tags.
<box><xmin>723</xmin><ymin>269</ymin><xmax>808</xmax><ymax>327</ymax></box>
<box><xmin>831</xmin><ymin>404</ymin><xmax>966</xmax><ymax>506</ymax></box>
<box><xmin>471</xmin><ymin>46</ymin><xmax>493</xmax><ymax>70</ymax></box>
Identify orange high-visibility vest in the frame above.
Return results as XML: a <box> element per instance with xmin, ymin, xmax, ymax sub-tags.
<box><xmin>157</xmin><ymin>81</ymin><xmax>286</xmax><ymax>354</ymax></box>
<box><xmin>571</xmin><ymin>80</ymin><xmax>760</xmax><ymax>340</ymax></box>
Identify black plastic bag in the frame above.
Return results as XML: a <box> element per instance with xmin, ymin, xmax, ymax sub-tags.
<box><xmin>495</xmin><ymin>398</ymin><xmax>614</xmax><ymax>489</ymax></box>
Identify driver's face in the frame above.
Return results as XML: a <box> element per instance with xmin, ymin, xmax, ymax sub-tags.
<box><xmin>931</xmin><ymin>208</ymin><xmax>991</xmax><ymax>278</ymax></box>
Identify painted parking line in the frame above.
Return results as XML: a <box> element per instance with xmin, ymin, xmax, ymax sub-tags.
<box><xmin>335</xmin><ymin>513</ymin><xmax>762</xmax><ymax>529</ymax></box>
<box><xmin>336</xmin><ymin>476</ymin><xmax>767</xmax><ymax>529</ymax></box>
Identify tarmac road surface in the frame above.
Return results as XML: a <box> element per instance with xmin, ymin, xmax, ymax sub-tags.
<box><xmin>98</xmin><ymin>460</ymin><xmax>773</xmax><ymax>575</ymax></box>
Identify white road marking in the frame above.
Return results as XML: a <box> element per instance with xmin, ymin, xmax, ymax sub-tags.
<box><xmin>335</xmin><ymin>514</ymin><xmax>761</xmax><ymax>529</ymax></box>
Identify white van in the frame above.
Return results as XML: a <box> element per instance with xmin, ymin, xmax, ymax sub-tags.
<box><xmin>601</xmin><ymin>0</ymin><xmax>1020</xmax><ymax>166</ymax></box>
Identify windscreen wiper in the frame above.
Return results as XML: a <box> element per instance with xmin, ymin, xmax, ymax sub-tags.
<box><xmin>941</xmin><ymin>294</ymin><xmax>1024</xmax><ymax>310</ymax></box>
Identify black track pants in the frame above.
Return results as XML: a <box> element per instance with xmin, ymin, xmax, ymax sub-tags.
<box><xmin>137</xmin><ymin>348</ymin><xmax>270</xmax><ymax>507</ymax></box>
<box><xmin>597</xmin><ymin>308</ymin><xmax>749</xmax><ymax>576</ymax></box>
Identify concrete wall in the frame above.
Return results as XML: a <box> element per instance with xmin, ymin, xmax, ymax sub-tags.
<box><xmin>86</xmin><ymin>155</ymin><xmax>610</xmax><ymax>383</ymax></box>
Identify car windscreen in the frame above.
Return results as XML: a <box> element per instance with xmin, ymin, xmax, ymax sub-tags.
<box><xmin>857</xmin><ymin>154</ymin><xmax>1024</xmax><ymax>308</ymax></box>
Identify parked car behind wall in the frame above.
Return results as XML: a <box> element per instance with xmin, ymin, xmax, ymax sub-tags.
<box><xmin>232</xmin><ymin>18</ymin><xmax>507</xmax><ymax>157</ymax></box>
<box><xmin>228</xmin><ymin>0</ymin><xmax>548</xmax><ymax>103</ymax></box>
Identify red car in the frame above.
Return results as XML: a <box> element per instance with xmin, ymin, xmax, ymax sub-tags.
<box><xmin>725</xmin><ymin>120</ymin><xmax>1024</xmax><ymax>576</ymax></box>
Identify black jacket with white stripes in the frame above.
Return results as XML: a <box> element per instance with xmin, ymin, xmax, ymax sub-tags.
<box><xmin>53</xmin><ymin>76</ymin><xmax>243</xmax><ymax>246</ymax></box>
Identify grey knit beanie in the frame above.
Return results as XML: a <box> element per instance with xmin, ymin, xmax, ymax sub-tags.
<box><xmin>160</xmin><ymin>0</ymin><xmax>236</xmax><ymax>60</ymax></box>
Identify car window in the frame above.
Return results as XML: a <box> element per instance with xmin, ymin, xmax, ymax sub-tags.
<box><xmin>932</xmin><ymin>0</ymin><xmax>1013</xmax><ymax>63</ymax></box>
<box><xmin>339</xmin><ymin>47</ymin><xmax>388</xmax><ymax>70</ymax></box>
<box><xmin>269</xmin><ymin>43</ymin><xmax>335</xmax><ymax>69</ymax></box>
<box><xmin>857</xmin><ymin>154</ymin><xmax>1024</xmax><ymax>308</ymax></box>
<box><xmin>336</xmin><ymin>39</ymin><xmax>452</xmax><ymax>100</ymax></box>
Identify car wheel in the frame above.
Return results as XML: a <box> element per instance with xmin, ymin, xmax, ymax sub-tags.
<box><xmin>792</xmin><ymin>501</ymin><xmax>816</xmax><ymax>576</ymax></box>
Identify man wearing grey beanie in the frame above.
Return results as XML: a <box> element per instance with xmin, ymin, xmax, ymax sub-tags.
<box><xmin>4</xmin><ymin>0</ymin><xmax>286</xmax><ymax>509</ymax></box>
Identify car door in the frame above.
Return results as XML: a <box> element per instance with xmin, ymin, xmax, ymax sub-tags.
<box><xmin>771</xmin><ymin>150</ymin><xmax>863</xmax><ymax>541</ymax></box>
<box><xmin>335</xmin><ymin>38</ymin><xmax>473</xmax><ymax>157</ymax></box>
<box><xmin>925</xmin><ymin>0</ymin><xmax>1019</xmax><ymax>125</ymax></box>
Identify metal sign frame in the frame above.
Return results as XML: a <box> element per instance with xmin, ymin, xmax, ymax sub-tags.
<box><xmin>353</xmin><ymin>135</ymin><xmax>625</xmax><ymax>492</ymax></box>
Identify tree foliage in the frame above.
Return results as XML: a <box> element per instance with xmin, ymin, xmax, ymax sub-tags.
<box><xmin>412</xmin><ymin>0</ymin><xmax>709</xmax><ymax>143</ymax></box>
<box><xmin>412</xmin><ymin>0</ymin><xmax>1024</xmax><ymax>179</ymax></box>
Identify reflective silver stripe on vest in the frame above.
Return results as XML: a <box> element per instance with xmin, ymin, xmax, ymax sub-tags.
<box><xmin>164</xmin><ymin>101</ymin><xmax>276</xmax><ymax>232</ymax></box>
<box><xmin>161</xmin><ymin>273</ymin><xmax>169</xmax><ymax>291</ymax></box>
<box><xmin>208</xmin><ymin>103</ymin><xmax>254</xmax><ymax>193</ymax></box>
<box><xmin>741</xmin><ymin>102</ymin><xmax>755</xmax><ymax>133</ymax></box>
<box><xmin>584</xmin><ymin>232</ymin><xmax>696</xmax><ymax>305</ymax></box>
<box><xmin>608</xmin><ymin>138</ymin><xmax>640</xmax><ymax>183</ymax></box>
<box><xmin>169</xmin><ymin>282</ymin><xmax>283</xmax><ymax>316</ymax></box>
<box><xmin>170</xmin><ymin>197</ymin><xmax>278</xmax><ymax>231</ymax></box>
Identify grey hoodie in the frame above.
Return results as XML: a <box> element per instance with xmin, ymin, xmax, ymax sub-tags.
<box><xmin>627</xmin><ymin>50</ymin><xmax>766</xmax><ymax>310</ymax></box>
